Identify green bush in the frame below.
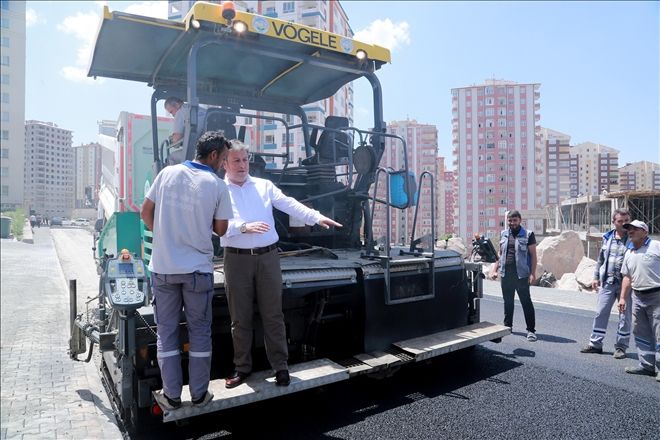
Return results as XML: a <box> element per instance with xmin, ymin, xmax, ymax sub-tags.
<box><xmin>1</xmin><ymin>208</ymin><xmax>26</xmax><ymax>240</ymax></box>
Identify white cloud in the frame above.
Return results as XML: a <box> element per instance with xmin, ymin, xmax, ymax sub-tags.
<box><xmin>123</xmin><ymin>2</ymin><xmax>168</xmax><ymax>19</ymax></box>
<box><xmin>61</xmin><ymin>66</ymin><xmax>105</xmax><ymax>84</ymax></box>
<box><xmin>26</xmin><ymin>8</ymin><xmax>45</xmax><ymax>27</ymax></box>
<box><xmin>353</xmin><ymin>19</ymin><xmax>411</xmax><ymax>52</ymax></box>
<box><xmin>57</xmin><ymin>11</ymin><xmax>101</xmax><ymax>83</ymax></box>
<box><xmin>56</xmin><ymin>2</ymin><xmax>166</xmax><ymax>85</ymax></box>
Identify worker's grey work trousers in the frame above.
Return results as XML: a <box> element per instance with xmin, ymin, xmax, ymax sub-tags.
<box><xmin>224</xmin><ymin>248</ymin><xmax>288</xmax><ymax>373</ymax></box>
<box><xmin>631</xmin><ymin>290</ymin><xmax>660</xmax><ymax>372</ymax></box>
<box><xmin>588</xmin><ymin>281</ymin><xmax>632</xmax><ymax>350</ymax></box>
<box><xmin>152</xmin><ymin>272</ymin><xmax>214</xmax><ymax>401</ymax></box>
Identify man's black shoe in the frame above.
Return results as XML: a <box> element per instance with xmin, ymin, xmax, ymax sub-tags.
<box><xmin>275</xmin><ymin>370</ymin><xmax>290</xmax><ymax>386</ymax></box>
<box><xmin>625</xmin><ymin>366</ymin><xmax>656</xmax><ymax>376</ymax></box>
<box><xmin>225</xmin><ymin>371</ymin><xmax>250</xmax><ymax>389</ymax></box>
<box><xmin>580</xmin><ymin>345</ymin><xmax>602</xmax><ymax>354</ymax></box>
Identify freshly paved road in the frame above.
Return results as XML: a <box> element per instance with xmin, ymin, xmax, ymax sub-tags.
<box><xmin>3</xmin><ymin>228</ymin><xmax>658</xmax><ymax>439</ymax></box>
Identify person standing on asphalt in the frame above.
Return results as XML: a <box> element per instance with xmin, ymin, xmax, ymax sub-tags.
<box><xmin>617</xmin><ymin>220</ymin><xmax>660</xmax><ymax>379</ymax></box>
<box><xmin>581</xmin><ymin>208</ymin><xmax>632</xmax><ymax>358</ymax></box>
<box><xmin>141</xmin><ymin>131</ymin><xmax>233</xmax><ymax>409</ymax></box>
<box><xmin>489</xmin><ymin>210</ymin><xmax>538</xmax><ymax>342</ymax></box>
<box><xmin>221</xmin><ymin>140</ymin><xmax>342</xmax><ymax>389</ymax></box>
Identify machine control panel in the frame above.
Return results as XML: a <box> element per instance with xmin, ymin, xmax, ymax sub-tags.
<box><xmin>104</xmin><ymin>250</ymin><xmax>148</xmax><ymax>310</ymax></box>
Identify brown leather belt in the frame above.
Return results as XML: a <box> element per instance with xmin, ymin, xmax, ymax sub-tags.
<box><xmin>224</xmin><ymin>244</ymin><xmax>278</xmax><ymax>256</ymax></box>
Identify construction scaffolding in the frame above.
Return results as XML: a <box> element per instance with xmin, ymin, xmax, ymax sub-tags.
<box><xmin>558</xmin><ymin>190</ymin><xmax>660</xmax><ymax>236</ymax></box>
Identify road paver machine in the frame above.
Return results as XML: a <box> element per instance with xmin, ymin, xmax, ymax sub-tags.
<box><xmin>69</xmin><ymin>2</ymin><xmax>510</xmax><ymax>431</ymax></box>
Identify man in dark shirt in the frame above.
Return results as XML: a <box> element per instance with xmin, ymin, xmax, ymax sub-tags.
<box><xmin>489</xmin><ymin>210</ymin><xmax>538</xmax><ymax>341</ymax></box>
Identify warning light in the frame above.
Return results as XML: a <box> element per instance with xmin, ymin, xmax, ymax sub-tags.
<box><xmin>222</xmin><ymin>1</ymin><xmax>236</xmax><ymax>21</ymax></box>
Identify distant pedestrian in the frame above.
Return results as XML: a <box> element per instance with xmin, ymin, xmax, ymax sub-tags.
<box><xmin>617</xmin><ymin>220</ymin><xmax>659</xmax><ymax>379</ymax></box>
<box><xmin>489</xmin><ymin>210</ymin><xmax>538</xmax><ymax>341</ymax></box>
<box><xmin>581</xmin><ymin>208</ymin><xmax>631</xmax><ymax>358</ymax></box>
<box><xmin>29</xmin><ymin>214</ymin><xmax>36</xmax><ymax>229</ymax></box>
<box><xmin>140</xmin><ymin>131</ymin><xmax>233</xmax><ymax>409</ymax></box>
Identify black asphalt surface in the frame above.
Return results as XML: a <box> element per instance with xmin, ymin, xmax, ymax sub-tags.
<box><xmin>138</xmin><ymin>297</ymin><xmax>659</xmax><ymax>440</ymax></box>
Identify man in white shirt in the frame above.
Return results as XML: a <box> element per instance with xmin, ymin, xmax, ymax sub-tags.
<box><xmin>164</xmin><ymin>97</ymin><xmax>186</xmax><ymax>146</ymax></box>
<box><xmin>618</xmin><ymin>220</ymin><xmax>660</xmax><ymax>379</ymax></box>
<box><xmin>221</xmin><ymin>140</ymin><xmax>342</xmax><ymax>388</ymax></box>
<box><xmin>141</xmin><ymin>131</ymin><xmax>233</xmax><ymax>409</ymax></box>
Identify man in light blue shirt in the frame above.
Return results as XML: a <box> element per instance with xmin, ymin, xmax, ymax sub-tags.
<box><xmin>141</xmin><ymin>131</ymin><xmax>233</xmax><ymax>409</ymax></box>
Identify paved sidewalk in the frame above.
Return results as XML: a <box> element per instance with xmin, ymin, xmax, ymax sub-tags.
<box><xmin>1</xmin><ymin>228</ymin><xmax>123</xmax><ymax>439</ymax></box>
<box><xmin>482</xmin><ymin>279</ymin><xmax>613</xmax><ymax>314</ymax></box>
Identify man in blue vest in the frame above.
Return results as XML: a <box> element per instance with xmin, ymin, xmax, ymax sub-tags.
<box><xmin>489</xmin><ymin>210</ymin><xmax>538</xmax><ymax>341</ymax></box>
<box><xmin>580</xmin><ymin>208</ymin><xmax>631</xmax><ymax>358</ymax></box>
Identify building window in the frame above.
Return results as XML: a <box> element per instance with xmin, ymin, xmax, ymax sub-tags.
<box><xmin>0</xmin><ymin>17</ymin><xmax>8</xmax><ymax>29</ymax></box>
<box><xmin>1</xmin><ymin>185</ymin><xmax>7</xmax><ymax>196</ymax></box>
<box><xmin>1</xmin><ymin>130</ymin><xmax>7</xmax><ymax>140</ymax></box>
<box><xmin>1</xmin><ymin>74</ymin><xmax>8</xmax><ymax>85</ymax></box>
<box><xmin>1</xmin><ymin>148</ymin><xmax>8</xmax><ymax>158</ymax></box>
<box><xmin>0</xmin><ymin>55</ymin><xmax>8</xmax><ymax>66</ymax></box>
<box><xmin>0</xmin><ymin>167</ymin><xmax>7</xmax><ymax>177</ymax></box>
<box><xmin>1</xmin><ymin>36</ymin><xmax>8</xmax><ymax>47</ymax></box>
<box><xmin>485</xmin><ymin>97</ymin><xmax>494</xmax><ymax>106</ymax></box>
<box><xmin>485</xmin><ymin>86</ymin><xmax>494</xmax><ymax>95</ymax></box>
<box><xmin>1</xmin><ymin>92</ymin><xmax>7</xmax><ymax>104</ymax></box>
<box><xmin>1</xmin><ymin>112</ymin><xmax>8</xmax><ymax>122</ymax></box>
<box><xmin>282</xmin><ymin>2</ymin><xmax>295</xmax><ymax>13</ymax></box>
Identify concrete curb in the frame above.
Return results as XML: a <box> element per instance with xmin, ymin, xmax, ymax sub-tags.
<box><xmin>22</xmin><ymin>219</ymin><xmax>33</xmax><ymax>244</ymax></box>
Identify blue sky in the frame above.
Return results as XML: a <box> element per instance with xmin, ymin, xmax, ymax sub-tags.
<box><xmin>25</xmin><ymin>1</ymin><xmax>659</xmax><ymax>167</ymax></box>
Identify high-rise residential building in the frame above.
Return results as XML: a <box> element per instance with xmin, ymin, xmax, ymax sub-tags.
<box><xmin>569</xmin><ymin>142</ymin><xmax>619</xmax><ymax>196</ymax></box>
<box><xmin>0</xmin><ymin>0</ymin><xmax>26</xmax><ymax>210</ymax></box>
<box><xmin>24</xmin><ymin>121</ymin><xmax>74</xmax><ymax>217</ymax></box>
<box><xmin>619</xmin><ymin>161</ymin><xmax>660</xmax><ymax>191</ymax></box>
<box><xmin>435</xmin><ymin>156</ymin><xmax>456</xmax><ymax>237</ymax></box>
<box><xmin>167</xmin><ymin>1</ymin><xmax>353</xmax><ymax>168</ymax></box>
<box><xmin>372</xmin><ymin>119</ymin><xmax>438</xmax><ymax>246</ymax></box>
<box><xmin>435</xmin><ymin>156</ymin><xmax>446</xmax><ymax>238</ymax></box>
<box><xmin>452</xmin><ymin>79</ymin><xmax>542</xmax><ymax>240</ymax></box>
<box><xmin>74</xmin><ymin>142</ymin><xmax>102</xmax><ymax>208</ymax></box>
<box><xmin>539</xmin><ymin>127</ymin><xmax>571</xmax><ymax>205</ymax></box>
<box><xmin>444</xmin><ymin>169</ymin><xmax>456</xmax><ymax>236</ymax></box>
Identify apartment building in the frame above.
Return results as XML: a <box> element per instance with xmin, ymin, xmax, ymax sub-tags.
<box><xmin>24</xmin><ymin>121</ymin><xmax>75</xmax><ymax>217</ymax></box>
<box><xmin>444</xmin><ymin>168</ymin><xmax>456</xmax><ymax>236</ymax></box>
<box><xmin>539</xmin><ymin>127</ymin><xmax>571</xmax><ymax>205</ymax></box>
<box><xmin>435</xmin><ymin>156</ymin><xmax>446</xmax><ymax>237</ymax></box>
<box><xmin>74</xmin><ymin>142</ymin><xmax>103</xmax><ymax>208</ymax></box>
<box><xmin>569</xmin><ymin>142</ymin><xmax>619</xmax><ymax>196</ymax></box>
<box><xmin>372</xmin><ymin>119</ymin><xmax>438</xmax><ymax>246</ymax></box>
<box><xmin>452</xmin><ymin>79</ymin><xmax>542</xmax><ymax>240</ymax></box>
<box><xmin>619</xmin><ymin>161</ymin><xmax>660</xmax><ymax>191</ymax></box>
<box><xmin>167</xmin><ymin>0</ymin><xmax>353</xmax><ymax>168</ymax></box>
<box><xmin>0</xmin><ymin>0</ymin><xmax>26</xmax><ymax>210</ymax></box>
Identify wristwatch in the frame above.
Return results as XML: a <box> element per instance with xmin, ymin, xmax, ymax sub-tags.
<box><xmin>240</xmin><ymin>222</ymin><xmax>247</xmax><ymax>233</ymax></box>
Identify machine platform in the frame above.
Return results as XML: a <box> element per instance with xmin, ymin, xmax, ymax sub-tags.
<box><xmin>154</xmin><ymin>322</ymin><xmax>510</xmax><ymax>422</ymax></box>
